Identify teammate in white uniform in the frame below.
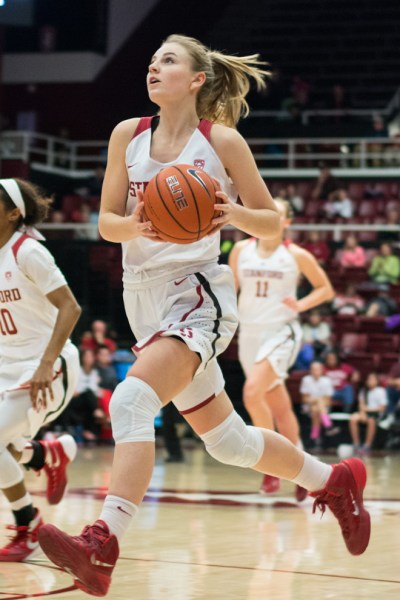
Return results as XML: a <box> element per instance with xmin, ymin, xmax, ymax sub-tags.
<box><xmin>230</xmin><ymin>198</ymin><xmax>334</xmax><ymax>499</ymax></box>
<box><xmin>0</xmin><ymin>178</ymin><xmax>81</xmax><ymax>561</ymax></box>
<box><xmin>38</xmin><ymin>35</ymin><xmax>371</xmax><ymax>596</ymax></box>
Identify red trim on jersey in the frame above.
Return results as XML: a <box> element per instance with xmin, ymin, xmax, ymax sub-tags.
<box><xmin>132</xmin><ymin>329</ymin><xmax>166</xmax><ymax>353</ymax></box>
<box><xmin>283</xmin><ymin>239</ymin><xmax>293</xmax><ymax>247</ymax></box>
<box><xmin>12</xmin><ymin>234</ymin><xmax>31</xmax><ymax>261</ymax></box>
<box><xmin>132</xmin><ymin>116</ymin><xmax>153</xmax><ymax>140</ymax></box>
<box><xmin>198</xmin><ymin>119</ymin><xmax>213</xmax><ymax>142</ymax></box>
<box><xmin>179</xmin><ymin>394</ymin><xmax>216</xmax><ymax>415</ymax></box>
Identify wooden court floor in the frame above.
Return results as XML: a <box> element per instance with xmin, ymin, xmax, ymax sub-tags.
<box><xmin>0</xmin><ymin>444</ymin><xmax>399</xmax><ymax>599</ymax></box>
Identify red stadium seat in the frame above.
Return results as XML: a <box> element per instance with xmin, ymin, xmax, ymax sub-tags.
<box><xmin>347</xmin><ymin>352</ymin><xmax>380</xmax><ymax>378</ymax></box>
<box><xmin>340</xmin><ymin>333</ymin><xmax>368</xmax><ymax>354</ymax></box>
<box><xmin>368</xmin><ymin>334</ymin><xmax>400</xmax><ymax>354</ymax></box>
<box><xmin>358</xmin><ymin>316</ymin><xmax>386</xmax><ymax>334</ymax></box>
<box><xmin>379</xmin><ymin>353</ymin><xmax>400</xmax><ymax>374</ymax></box>
<box><xmin>61</xmin><ymin>195</ymin><xmax>83</xmax><ymax>221</ymax></box>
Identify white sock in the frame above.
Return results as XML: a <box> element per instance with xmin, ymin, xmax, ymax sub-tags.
<box><xmin>10</xmin><ymin>492</ymin><xmax>32</xmax><ymax>511</ymax></box>
<box><xmin>99</xmin><ymin>495</ymin><xmax>138</xmax><ymax>542</ymax></box>
<box><xmin>291</xmin><ymin>452</ymin><xmax>332</xmax><ymax>492</ymax></box>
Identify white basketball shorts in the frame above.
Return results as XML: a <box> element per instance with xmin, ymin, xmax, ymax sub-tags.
<box><xmin>0</xmin><ymin>342</ymin><xmax>79</xmax><ymax>450</ymax></box>
<box><xmin>123</xmin><ymin>263</ymin><xmax>238</xmax><ymax>413</ymax></box>
<box><xmin>239</xmin><ymin>320</ymin><xmax>302</xmax><ymax>380</ymax></box>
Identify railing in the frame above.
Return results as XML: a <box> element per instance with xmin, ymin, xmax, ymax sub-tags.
<box><xmin>1</xmin><ymin>130</ymin><xmax>400</xmax><ymax>176</ymax></box>
<box><xmin>249</xmin><ymin>108</ymin><xmax>390</xmax><ymax>127</ymax></box>
<box><xmin>37</xmin><ymin>222</ymin><xmax>400</xmax><ymax>243</ymax></box>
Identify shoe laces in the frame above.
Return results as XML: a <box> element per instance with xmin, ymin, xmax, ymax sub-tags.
<box><xmin>5</xmin><ymin>524</ymin><xmax>29</xmax><ymax>543</ymax></box>
<box><xmin>312</xmin><ymin>490</ymin><xmax>351</xmax><ymax>536</ymax></box>
<box><xmin>80</xmin><ymin>523</ymin><xmax>108</xmax><ymax>550</ymax></box>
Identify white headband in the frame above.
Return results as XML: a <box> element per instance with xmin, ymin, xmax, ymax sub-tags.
<box><xmin>0</xmin><ymin>178</ymin><xmax>45</xmax><ymax>240</ymax></box>
<box><xmin>0</xmin><ymin>178</ymin><xmax>26</xmax><ymax>217</ymax></box>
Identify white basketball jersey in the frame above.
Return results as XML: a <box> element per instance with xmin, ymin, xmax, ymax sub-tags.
<box><xmin>123</xmin><ymin>117</ymin><xmax>237</xmax><ymax>284</ymax></box>
<box><xmin>0</xmin><ymin>232</ymin><xmax>68</xmax><ymax>360</ymax></box>
<box><xmin>237</xmin><ymin>239</ymin><xmax>300</xmax><ymax>330</ymax></box>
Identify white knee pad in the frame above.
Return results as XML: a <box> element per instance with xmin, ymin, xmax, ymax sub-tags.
<box><xmin>200</xmin><ymin>411</ymin><xmax>264</xmax><ymax>468</ymax></box>
<box><xmin>109</xmin><ymin>377</ymin><xmax>162</xmax><ymax>444</ymax></box>
<box><xmin>0</xmin><ymin>448</ymin><xmax>24</xmax><ymax>489</ymax></box>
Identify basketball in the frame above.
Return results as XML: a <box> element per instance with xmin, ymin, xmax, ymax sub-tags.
<box><xmin>143</xmin><ymin>164</ymin><xmax>219</xmax><ymax>243</ymax></box>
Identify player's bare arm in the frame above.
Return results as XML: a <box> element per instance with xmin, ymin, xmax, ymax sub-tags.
<box><xmin>30</xmin><ymin>285</ymin><xmax>81</xmax><ymax>410</ymax></box>
<box><xmin>228</xmin><ymin>239</ymin><xmax>249</xmax><ymax>292</ymax></box>
<box><xmin>283</xmin><ymin>244</ymin><xmax>335</xmax><ymax>313</ymax></box>
<box><xmin>99</xmin><ymin>119</ymin><xmax>157</xmax><ymax>242</ymax></box>
<box><xmin>210</xmin><ymin>125</ymin><xmax>280</xmax><ymax>239</ymax></box>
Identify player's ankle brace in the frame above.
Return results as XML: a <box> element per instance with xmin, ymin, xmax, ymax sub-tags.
<box><xmin>109</xmin><ymin>376</ymin><xmax>162</xmax><ymax>443</ymax></box>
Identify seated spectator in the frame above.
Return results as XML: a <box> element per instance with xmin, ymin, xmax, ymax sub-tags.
<box><xmin>301</xmin><ymin>231</ymin><xmax>330</xmax><ymax>266</ymax></box>
<box><xmin>80</xmin><ymin>319</ymin><xmax>117</xmax><ymax>354</ymax></box>
<box><xmin>332</xmin><ymin>284</ymin><xmax>366</xmax><ymax>315</ymax></box>
<box><xmin>368</xmin><ymin>242</ymin><xmax>400</xmax><ymax>285</ymax></box>
<box><xmin>286</xmin><ymin>183</ymin><xmax>304</xmax><ymax>215</ymax></box>
<box><xmin>300</xmin><ymin>362</ymin><xmax>337</xmax><ymax>444</ymax></box>
<box><xmin>55</xmin><ymin>349</ymin><xmax>106</xmax><ymax>443</ymax></box>
<box><xmin>349</xmin><ymin>372</ymin><xmax>387</xmax><ymax>453</ymax></box>
<box><xmin>323</xmin><ymin>351</ymin><xmax>358</xmax><ymax>412</ymax></box>
<box><xmin>377</xmin><ymin>207</ymin><xmax>400</xmax><ymax>243</ymax></box>
<box><xmin>311</xmin><ymin>163</ymin><xmax>341</xmax><ymax>200</ymax></box>
<box><xmin>323</xmin><ymin>188</ymin><xmax>353</xmax><ymax>220</ymax></box>
<box><xmin>298</xmin><ymin>309</ymin><xmax>332</xmax><ymax>365</ymax></box>
<box><xmin>379</xmin><ymin>358</ymin><xmax>400</xmax><ymax>430</ymax></box>
<box><xmin>365</xmin><ymin>284</ymin><xmax>398</xmax><ymax>317</ymax></box>
<box><xmin>72</xmin><ymin>202</ymin><xmax>99</xmax><ymax>240</ymax></box>
<box><xmin>75</xmin><ymin>164</ymin><xmax>105</xmax><ymax>199</ymax></box>
<box><xmin>95</xmin><ymin>345</ymin><xmax>119</xmax><ymax>392</ymax></box>
<box><xmin>339</xmin><ymin>235</ymin><xmax>367</xmax><ymax>268</ymax></box>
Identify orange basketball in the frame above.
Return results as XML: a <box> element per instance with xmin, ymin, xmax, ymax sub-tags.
<box><xmin>143</xmin><ymin>164</ymin><xmax>219</xmax><ymax>243</ymax></box>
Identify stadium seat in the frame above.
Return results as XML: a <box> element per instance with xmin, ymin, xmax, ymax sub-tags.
<box><xmin>358</xmin><ymin>316</ymin><xmax>386</xmax><ymax>334</ymax></box>
<box><xmin>61</xmin><ymin>195</ymin><xmax>83</xmax><ymax>221</ymax></box>
<box><xmin>379</xmin><ymin>353</ymin><xmax>400</xmax><ymax>374</ymax></box>
<box><xmin>347</xmin><ymin>352</ymin><xmax>380</xmax><ymax>378</ymax></box>
<box><xmin>340</xmin><ymin>332</ymin><xmax>368</xmax><ymax>354</ymax></box>
<box><xmin>368</xmin><ymin>333</ymin><xmax>400</xmax><ymax>354</ymax></box>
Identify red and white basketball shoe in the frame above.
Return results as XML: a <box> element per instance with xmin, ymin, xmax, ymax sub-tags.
<box><xmin>38</xmin><ymin>520</ymin><xmax>119</xmax><ymax>597</ymax></box>
<box><xmin>310</xmin><ymin>457</ymin><xmax>370</xmax><ymax>555</ymax></box>
<box><xmin>40</xmin><ymin>434</ymin><xmax>77</xmax><ymax>505</ymax></box>
<box><xmin>0</xmin><ymin>509</ymin><xmax>43</xmax><ymax>562</ymax></box>
<box><xmin>260</xmin><ymin>474</ymin><xmax>281</xmax><ymax>494</ymax></box>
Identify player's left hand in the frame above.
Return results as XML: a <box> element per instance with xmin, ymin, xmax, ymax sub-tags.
<box><xmin>282</xmin><ymin>296</ymin><xmax>300</xmax><ymax>312</ymax></box>
<box><xmin>207</xmin><ymin>191</ymin><xmax>236</xmax><ymax>236</ymax></box>
<box><xmin>30</xmin><ymin>362</ymin><xmax>55</xmax><ymax>411</ymax></box>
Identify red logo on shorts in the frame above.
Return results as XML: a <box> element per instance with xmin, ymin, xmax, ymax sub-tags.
<box><xmin>194</xmin><ymin>159</ymin><xmax>205</xmax><ymax>169</ymax></box>
<box><xmin>5</xmin><ymin>271</ymin><xmax>11</xmax><ymax>279</ymax></box>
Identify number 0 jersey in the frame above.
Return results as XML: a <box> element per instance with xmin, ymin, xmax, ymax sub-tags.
<box><xmin>123</xmin><ymin>116</ymin><xmax>237</xmax><ymax>286</ymax></box>
<box><xmin>237</xmin><ymin>239</ymin><xmax>300</xmax><ymax>331</ymax></box>
<box><xmin>0</xmin><ymin>232</ymin><xmax>68</xmax><ymax>360</ymax></box>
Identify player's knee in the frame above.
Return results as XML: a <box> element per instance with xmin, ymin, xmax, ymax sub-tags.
<box><xmin>109</xmin><ymin>377</ymin><xmax>162</xmax><ymax>444</ymax></box>
<box><xmin>0</xmin><ymin>448</ymin><xmax>24</xmax><ymax>490</ymax></box>
<box><xmin>200</xmin><ymin>411</ymin><xmax>264</xmax><ymax>468</ymax></box>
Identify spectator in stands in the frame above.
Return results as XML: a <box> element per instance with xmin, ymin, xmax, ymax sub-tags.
<box><xmin>323</xmin><ymin>351</ymin><xmax>358</xmax><ymax>412</ymax></box>
<box><xmin>377</xmin><ymin>207</ymin><xmax>400</xmax><ymax>243</ymax></box>
<box><xmin>286</xmin><ymin>183</ymin><xmax>304</xmax><ymax>215</ymax></box>
<box><xmin>323</xmin><ymin>188</ymin><xmax>353</xmax><ymax>220</ymax></box>
<box><xmin>301</xmin><ymin>231</ymin><xmax>330</xmax><ymax>266</ymax></box>
<box><xmin>57</xmin><ymin>349</ymin><xmax>105</xmax><ymax>443</ymax></box>
<box><xmin>332</xmin><ymin>284</ymin><xmax>366</xmax><ymax>315</ymax></box>
<box><xmin>80</xmin><ymin>319</ymin><xmax>117</xmax><ymax>354</ymax></box>
<box><xmin>72</xmin><ymin>202</ymin><xmax>99</xmax><ymax>241</ymax></box>
<box><xmin>349</xmin><ymin>372</ymin><xmax>387</xmax><ymax>453</ymax></box>
<box><xmin>75</xmin><ymin>165</ymin><xmax>105</xmax><ymax>201</ymax></box>
<box><xmin>294</xmin><ymin>310</ymin><xmax>332</xmax><ymax>369</ymax></box>
<box><xmin>367</xmin><ymin>115</ymin><xmax>388</xmax><ymax>168</ymax></box>
<box><xmin>96</xmin><ymin>345</ymin><xmax>119</xmax><ymax>392</ymax></box>
<box><xmin>383</xmin><ymin>133</ymin><xmax>400</xmax><ymax>167</ymax></box>
<box><xmin>362</xmin><ymin>182</ymin><xmax>385</xmax><ymax>199</ymax></box>
<box><xmin>365</xmin><ymin>284</ymin><xmax>398</xmax><ymax>317</ymax></box>
<box><xmin>368</xmin><ymin>242</ymin><xmax>400</xmax><ymax>285</ymax></box>
<box><xmin>339</xmin><ymin>235</ymin><xmax>367</xmax><ymax>268</ymax></box>
<box><xmin>379</xmin><ymin>359</ymin><xmax>400</xmax><ymax>430</ymax></box>
<box><xmin>311</xmin><ymin>163</ymin><xmax>340</xmax><ymax>200</ymax></box>
<box><xmin>327</xmin><ymin>83</ymin><xmax>350</xmax><ymax>119</ymax></box>
<box><xmin>300</xmin><ymin>362</ymin><xmax>336</xmax><ymax>444</ymax></box>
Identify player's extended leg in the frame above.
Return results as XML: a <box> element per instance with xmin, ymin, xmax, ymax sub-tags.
<box><xmin>184</xmin><ymin>391</ymin><xmax>370</xmax><ymax>558</ymax></box>
<box><xmin>38</xmin><ymin>337</ymin><xmax>201</xmax><ymax>597</ymax></box>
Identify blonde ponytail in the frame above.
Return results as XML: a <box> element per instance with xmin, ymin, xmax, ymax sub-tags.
<box><xmin>164</xmin><ymin>35</ymin><xmax>270</xmax><ymax>127</ymax></box>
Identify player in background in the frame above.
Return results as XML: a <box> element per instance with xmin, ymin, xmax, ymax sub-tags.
<box><xmin>0</xmin><ymin>178</ymin><xmax>81</xmax><ymax>561</ymax></box>
<box><xmin>229</xmin><ymin>198</ymin><xmax>334</xmax><ymax>499</ymax></box>
<box><xmin>38</xmin><ymin>35</ymin><xmax>370</xmax><ymax>597</ymax></box>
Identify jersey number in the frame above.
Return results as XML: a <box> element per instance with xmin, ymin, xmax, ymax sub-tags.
<box><xmin>0</xmin><ymin>308</ymin><xmax>17</xmax><ymax>335</ymax></box>
<box><xmin>255</xmin><ymin>280</ymin><xmax>269</xmax><ymax>298</ymax></box>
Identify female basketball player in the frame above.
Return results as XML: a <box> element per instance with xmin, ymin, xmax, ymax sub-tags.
<box><xmin>38</xmin><ymin>35</ymin><xmax>370</xmax><ymax>596</ymax></box>
<box><xmin>0</xmin><ymin>178</ymin><xmax>81</xmax><ymax>561</ymax></box>
<box><xmin>229</xmin><ymin>198</ymin><xmax>334</xmax><ymax>499</ymax></box>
